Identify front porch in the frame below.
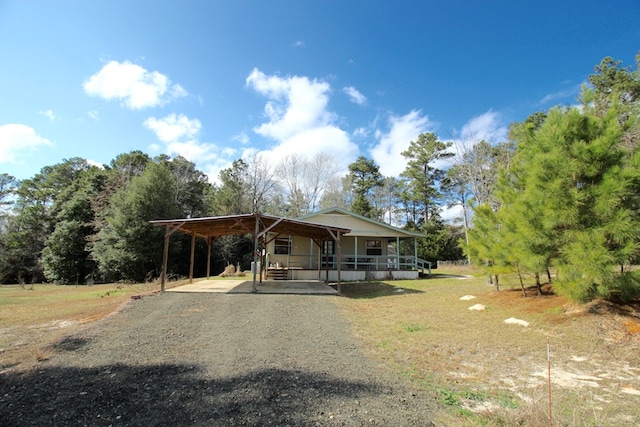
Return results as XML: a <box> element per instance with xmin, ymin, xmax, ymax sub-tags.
<box><xmin>264</xmin><ymin>253</ymin><xmax>431</xmax><ymax>281</ymax></box>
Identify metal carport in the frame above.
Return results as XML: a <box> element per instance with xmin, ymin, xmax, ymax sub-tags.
<box><xmin>150</xmin><ymin>213</ymin><xmax>351</xmax><ymax>293</ymax></box>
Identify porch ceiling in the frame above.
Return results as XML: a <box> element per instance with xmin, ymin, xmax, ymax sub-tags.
<box><xmin>150</xmin><ymin>213</ymin><xmax>351</xmax><ymax>241</ymax></box>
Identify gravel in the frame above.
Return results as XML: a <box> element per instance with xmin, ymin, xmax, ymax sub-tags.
<box><xmin>0</xmin><ymin>292</ymin><xmax>437</xmax><ymax>426</ymax></box>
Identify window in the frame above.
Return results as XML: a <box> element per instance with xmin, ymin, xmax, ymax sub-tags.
<box><xmin>366</xmin><ymin>240</ymin><xmax>382</xmax><ymax>256</ymax></box>
<box><xmin>274</xmin><ymin>237</ymin><xmax>291</xmax><ymax>255</ymax></box>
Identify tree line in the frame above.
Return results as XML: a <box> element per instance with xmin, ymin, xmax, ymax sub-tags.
<box><xmin>0</xmin><ymin>142</ymin><xmax>466</xmax><ymax>285</ymax></box>
<box><xmin>1</xmin><ymin>53</ymin><xmax>638</xmax><ymax>303</ymax></box>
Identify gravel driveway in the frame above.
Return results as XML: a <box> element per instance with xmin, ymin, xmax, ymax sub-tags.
<box><xmin>1</xmin><ymin>293</ymin><xmax>437</xmax><ymax>426</ymax></box>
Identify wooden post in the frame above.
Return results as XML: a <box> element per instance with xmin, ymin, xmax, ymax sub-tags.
<box><xmin>189</xmin><ymin>231</ymin><xmax>196</xmax><ymax>284</ymax></box>
<box><xmin>317</xmin><ymin>242</ymin><xmax>322</xmax><ymax>282</ymax></box>
<box><xmin>324</xmin><ymin>243</ymin><xmax>329</xmax><ymax>283</ymax></box>
<box><xmin>337</xmin><ymin>232</ymin><xmax>342</xmax><ymax>294</ymax></box>
<box><xmin>206</xmin><ymin>237</ymin><xmax>212</xmax><ymax>279</ymax></box>
<box><xmin>161</xmin><ymin>225</ymin><xmax>170</xmax><ymax>292</ymax></box>
<box><xmin>252</xmin><ymin>214</ymin><xmax>260</xmax><ymax>293</ymax></box>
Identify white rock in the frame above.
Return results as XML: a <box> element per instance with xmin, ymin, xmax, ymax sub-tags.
<box><xmin>460</xmin><ymin>295</ymin><xmax>476</xmax><ymax>300</ymax></box>
<box><xmin>504</xmin><ymin>317</ymin><xmax>529</xmax><ymax>327</ymax></box>
<box><xmin>468</xmin><ymin>304</ymin><xmax>486</xmax><ymax>311</ymax></box>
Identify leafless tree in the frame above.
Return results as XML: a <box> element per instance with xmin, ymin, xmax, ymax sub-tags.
<box><xmin>277</xmin><ymin>152</ymin><xmax>342</xmax><ymax>216</ymax></box>
<box><xmin>245</xmin><ymin>152</ymin><xmax>280</xmax><ymax>213</ymax></box>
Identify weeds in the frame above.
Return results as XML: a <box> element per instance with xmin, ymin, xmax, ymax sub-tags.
<box><xmin>401</xmin><ymin>323</ymin><xmax>429</xmax><ymax>332</ymax></box>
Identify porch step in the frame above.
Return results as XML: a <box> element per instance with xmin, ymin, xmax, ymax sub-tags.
<box><xmin>266</xmin><ymin>268</ymin><xmax>288</xmax><ymax>280</ymax></box>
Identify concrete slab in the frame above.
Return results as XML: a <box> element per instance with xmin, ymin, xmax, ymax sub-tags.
<box><xmin>166</xmin><ymin>279</ymin><xmax>339</xmax><ymax>295</ymax></box>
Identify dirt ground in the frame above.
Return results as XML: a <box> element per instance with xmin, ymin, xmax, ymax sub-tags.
<box><xmin>0</xmin><ymin>292</ymin><xmax>437</xmax><ymax>426</ymax></box>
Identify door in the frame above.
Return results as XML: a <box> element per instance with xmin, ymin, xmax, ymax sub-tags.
<box><xmin>321</xmin><ymin>240</ymin><xmax>335</xmax><ymax>268</ymax></box>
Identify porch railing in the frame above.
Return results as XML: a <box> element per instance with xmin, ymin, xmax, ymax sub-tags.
<box><xmin>279</xmin><ymin>253</ymin><xmax>425</xmax><ymax>271</ymax></box>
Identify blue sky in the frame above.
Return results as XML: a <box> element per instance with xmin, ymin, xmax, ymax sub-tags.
<box><xmin>1</xmin><ymin>0</ymin><xmax>638</xmax><ymax>182</ymax></box>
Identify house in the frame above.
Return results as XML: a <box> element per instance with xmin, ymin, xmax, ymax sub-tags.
<box><xmin>264</xmin><ymin>207</ymin><xmax>430</xmax><ymax>281</ymax></box>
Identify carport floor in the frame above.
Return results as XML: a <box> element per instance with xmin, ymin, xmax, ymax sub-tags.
<box><xmin>166</xmin><ymin>279</ymin><xmax>339</xmax><ymax>295</ymax></box>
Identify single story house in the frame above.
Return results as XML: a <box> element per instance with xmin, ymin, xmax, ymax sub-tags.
<box><xmin>264</xmin><ymin>207</ymin><xmax>430</xmax><ymax>281</ymax></box>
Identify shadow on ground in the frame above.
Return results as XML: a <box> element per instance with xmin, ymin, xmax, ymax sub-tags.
<box><xmin>0</xmin><ymin>364</ymin><xmax>408</xmax><ymax>426</ymax></box>
<box><xmin>339</xmin><ymin>281</ymin><xmax>424</xmax><ymax>299</ymax></box>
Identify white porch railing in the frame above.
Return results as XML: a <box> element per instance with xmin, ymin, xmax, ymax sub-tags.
<box><xmin>279</xmin><ymin>253</ymin><xmax>430</xmax><ymax>272</ymax></box>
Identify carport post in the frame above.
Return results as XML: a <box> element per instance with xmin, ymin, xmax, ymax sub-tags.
<box><xmin>159</xmin><ymin>222</ymin><xmax>186</xmax><ymax>292</ymax></box>
<box><xmin>161</xmin><ymin>226</ymin><xmax>170</xmax><ymax>292</ymax></box>
<box><xmin>189</xmin><ymin>231</ymin><xmax>196</xmax><ymax>284</ymax></box>
<box><xmin>206</xmin><ymin>237</ymin><xmax>212</xmax><ymax>279</ymax></box>
<box><xmin>252</xmin><ymin>214</ymin><xmax>259</xmax><ymax>293</ymax></box>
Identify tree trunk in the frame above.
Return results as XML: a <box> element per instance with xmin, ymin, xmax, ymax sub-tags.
<box><xmin>494</xmin><ymin>274</ymin><xmax>500</xmax><ymax>292</ymax></box>
<box><xmin>535</xmin><ymin>272</ymin><xmax>542</xmax><ymax>296</ymax></box>
<box><xmin>517</xmin><ymin>264</ymin><xmax>527</xmax><ymax>297</ymax></box>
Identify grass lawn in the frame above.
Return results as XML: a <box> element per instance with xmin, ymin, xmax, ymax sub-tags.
<box><xmin>336</xmin><ymin>267</ymin><xmax>640</xmax><ymax>426</ymax></box>
<box><xmin>1</xmin><ymin>270</ymin><xmax>639</xmax><ymax>426</ymax></box>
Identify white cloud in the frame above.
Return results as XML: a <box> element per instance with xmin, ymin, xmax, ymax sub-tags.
<box><xmin>538</xmin><ymin>85</ymin><xmax>580</xmax><ymax>106</ymax></box>
<box><xmin>245</xmin><ymin>68</ymin><xmax>359</xmax><ymax>171</ymax></box>
<box><xmin>39</xmin><ymin>109</ymin><xmax>56</xmax><ymax>121</ymax></box>
<box><xmin>263</xmin><ymin>126</ymin><xmax>357</xmax><ymax>172</ymax></box>
<box><xmin>86</xmin><ymin>159</ymin><xmax>104</xmax><ymax>169</ymax></box>
<box><xmin>143</xmin><ymin>113</ymin><xmax>219</xmax><ymax>165</ymax></box>
<box><xmin>143</xmin><ymin>113</ymin><xmax>201</xmax><ymax>143</ymax></box>
<box><xmin>440</xmin><ymin>204</ymin><xmax>464</xmax><ymax>224</ymax></box>
<box><xmin>458</xmin><ymin>110</ymin><xmax>507</xmax><ymax>144</ymax></box>
<box><xmin>352</xmin><ymin>127</ymin><xmax>368</xmax><ymax>138</ymax></box>
<box><xmin>343</xmin><ymin>86</ymin><xmax>366</xmax><ymax>105</ymax></box>
<box><xmin>246</xmin><ymin>68</ymin><xmax>335</xmax><ymax>140</ymax></box>
<box><xmin>166</xmin><ymin>141</ymin><xmax>219</xmax><ymax>162</ymax></box>
<box><xmin>83</xmin><ymin>60</ymin><xmax>187</xmax><ymax>109</ymax></box>
<box><xmin>87</xmin><ymin>110</ymin><xmax>99</xmax><ymax>120</ymax></box>
<box><xmin>233</xmin><ymin>132</ymin><xmax>250</xmax><ymax>144</ymax></box>
<box><xmin>370</xmin><ymin>110</ymin><xmax>433</xmax><ymax>177</ymax></box>
<box><xmin>293</xmin><ymin>40</ymin><xmax>305</xmax><ymax>47</ymax></box>
<box><xmin>0</xmin><ymin>124</ymin><xmax>51</xmax><ymax>163</ymax></box>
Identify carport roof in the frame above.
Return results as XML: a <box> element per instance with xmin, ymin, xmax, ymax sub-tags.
<box><xmin>150</xmin><ymin>213</ymin><xmax>351</xmax><ymax>241</ymax></box>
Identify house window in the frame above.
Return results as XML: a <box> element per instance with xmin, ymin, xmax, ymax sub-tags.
<box><xmin>366</xmin><ymin>239</ymin><xmax>382</xmax><ymax>256</ymax></box>
<box><xmin>274</xmin><ymin>237</ymin><xmax>291</xmax><ymax>255</ymax></box>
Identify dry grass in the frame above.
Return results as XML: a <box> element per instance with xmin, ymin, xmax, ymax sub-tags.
<box><xmin>336</xmin><ymin>267</ymin><xmax>640</xmax><ymax>426</ymax></box>
<box><xmin>2</xmin><ymin>271</ymin><xmax>639</xmax><ymax>425</ymax></box>
<box><xmin>0</xmin><ymin>279</ymin><xmax>188</xmax><ymax>371</ymax></box>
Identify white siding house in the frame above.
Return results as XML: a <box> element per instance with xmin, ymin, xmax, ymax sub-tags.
<box><xmin>265</xmin><ymin>207</ymin><xmax>429</xmax><ymax>281</ymax></box>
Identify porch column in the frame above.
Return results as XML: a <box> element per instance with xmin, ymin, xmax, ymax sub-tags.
<box><xmin>324</xmin><ymin>246</ymin><xmax>329</xmax><ymax>282</ymax></box>
<box><xmin>337</xmin><ymin>232</ymin><xmax>342</xmax><ymax>294</ymax></box>
<box><xmin>317</xmin><ymin>244</ymin><xmax>322</xmax><ymax>281</ymax></box>
<box><xmin>354</xmin><ymin>236</ymin><xmax>358</xmax><ymax>269</ymax></box>
<box><xmin>414</xmin><ymin>237</ymin><xmax>418</xmax><ymax>270</ymax></box>
<box><xmin>396</xmin><ymin>236</ymin><xmax>400</xmax><ymax>270</ymax></box>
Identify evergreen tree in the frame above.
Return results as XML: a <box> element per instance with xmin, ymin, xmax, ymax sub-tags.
<box><xmin>347</xmin><ymin>156</ymin><xmax>383</xmax><ymax>218</ymax></box>
<box><xmin>400</xmin><ymin>132</ymin><xmax>453</xmax><ymax>224</ymax></box>
<box><xmin>93</xmin><ymin>162</ymin><xmax>181</xmax><ymax>282</ymax></box>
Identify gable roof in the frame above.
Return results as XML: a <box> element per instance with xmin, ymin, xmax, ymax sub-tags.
<box><xmin>297</xmin><ymin>207</ymin><xmax>423</xmax><ymax>238</ymax></box>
